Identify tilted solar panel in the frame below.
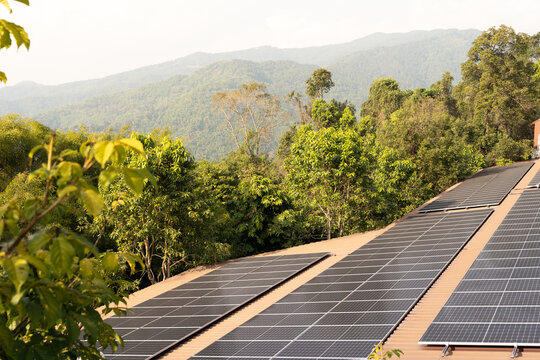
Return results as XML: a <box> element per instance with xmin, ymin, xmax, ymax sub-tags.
<box><xmin>191</xmin><ymin>209</ymin><xmax>492</xmax><ymax>360</ymax></box>
<box><xmin>527</xmin><ymin>167</ymin><xmax>540</xmax><ymax>188</ymax></box>
<box><xmin>419</xmin><ymin>162</ymin><xmax>533</xmax><ymax>213</ymax></box>
<box><xmin>420</xmin><ymin>189</ymin><xmax>540</xmax><ymax>347</ymax></box>
<box><xmin>102</xmin><ymin>252</ymin><xmax>329</xmax><ymax>359</ymax></box>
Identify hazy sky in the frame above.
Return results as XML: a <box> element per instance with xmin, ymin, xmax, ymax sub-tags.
<box><xmin>1</xmin><ymin>0</ymin><xmax>539</xmax><ymax>86</ymax></box>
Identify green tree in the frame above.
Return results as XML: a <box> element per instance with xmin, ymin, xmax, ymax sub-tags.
<box><xmin>360</xmin><ymin>78</ymin><xmax>408</xmax><ymax>126</ymax></box>
<box><xmin>455</xmin><ymin>25</ymin><xmax>540</xmax><ymax>161</ymax></box>
<box><xmin>285</xmin><ymin>123</ymin><xmax>415</xmax><ymax>239</ymax></box>
<box><xmin>377</xmin><ymin>95</ymin><xmax>484</xmax><ymax>194</ymax></box>
<box><xmin>0</xmin><ymin>135</ymin><xmax>151</xmax><ymax>359</ymax></box>
<box><xmin>0</xmin><ymin>0</ymin><xmax>30</xmax><ymax>83</ymax></box>
<box><xmin>305</xmin><ymin>68</ymin><xmax>334</xmax><ymax>100</ymax></box>
<box><xmin>311</xmin><ymin>99</ymin><xmax>357</xmax><ymax>129</ymax></box>
<box><xmin>93</xmin><ymin>134</ymin><xmax>229</xmax><ymax>285</ymax></box>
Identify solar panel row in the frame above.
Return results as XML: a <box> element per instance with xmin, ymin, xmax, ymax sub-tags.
<box><xmin>420</xmin><ymin>189</ymin><xmax>540</xmax><ymax>346</ymax></box>
<box><xmin>419</xmin><ymin>162</ymin><xmax>533</xmax><ymax>213</ymax></box>
<box><xmin>527</xmin><ymin>167</ymin><xmax>540</xmax><ymax>188</ymax></box>
<box><xmin>102</xmin><ymin>252</ymin><xmax>329</xmax><ymax>359</ymax></box>
<box><xmin>191</xmin><ymin>209</ymin><xmax>493</xmax><ymax>359</ymax></box>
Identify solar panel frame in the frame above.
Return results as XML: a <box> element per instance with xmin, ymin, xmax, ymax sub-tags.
<box><xmin>419</xmin><ymin>162</ymin><xmax>533</xmax><ymax>213</ymax></box>
<box><xmin>191</xmin><ymin>209</ymin><xmax>492</xmax><ymax>360</ymax></box>
<box><xmin>101</xmin><ymin>252</ymin><xmax>329</xmax><ymax>360</ymax></box>
<box><xmin>420</xmin><ymin>189</ymin><xmax>540</xmax><ymax>348</ymax></box>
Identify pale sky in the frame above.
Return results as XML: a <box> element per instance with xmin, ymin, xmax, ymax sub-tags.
<box><xmin>1</xmin><ymin>0</ymin><xmax>539</xmax><ymax>86</ymax></box>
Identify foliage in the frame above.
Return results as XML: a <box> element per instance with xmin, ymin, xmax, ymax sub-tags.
<box><xmin>0</xmin><ymin>0</ymin><xmax>30</xmax><ymax>83</ymax></box>
<box><xmin>368</xmin><ymin>344</ymin><xmax>403</xmax><ymax>360</ymax></box>
<box><xmin>454</xmin><ymin>25</ymin><xmax>540</xmax><ymax>163</ymax></box>
<box><xmin>360</xmin><ymin>78</ymin><xmax>408</xmax><ymax>125</ymax></box>
<box><xmin>305</xmin><ymin>68</ymin><xmax>334</xmax><ymax>100</ymax></box>
<box><xmin>93</xmin><ymin>134</ymin><xmax>229</xmax><ymax>285</ymax></box>
<box><xmin>285</xmin><ymin>123</ymin><xmax>416</xmax><ymax>239</ymax></box>
<box><xmin>0</xmin><ymin>134</ymin><xmax>151</xmax><ymax>359</ymax></box>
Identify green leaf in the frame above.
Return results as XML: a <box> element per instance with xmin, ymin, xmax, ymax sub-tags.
<box><xmin>28</xmin><ymin>231</ymin><xmax>53</xmax><ymax>254</ymax></box>
<box><xmin>0</xmin><ymin>70</ymin><xmax>6</xmax><ymax>83</ymax></box>
<box><xmin>98</xmin><ymin>166</ymin><xmax>120</xmax><ymax>187</ymax></box>
<box><xmin>22</xmin><ymin>198</ymin><xmax>38</xmax><ymax>220</ymax></box>
<box><xmin>57</xmin><ymin>161</ymin><xmax>83</xmax><ymax>180</ymax></box>
<box><xmin>117</xmin><ymin>138</ymin><xmax>145</xmax><ymax>155</ymax></box>
<box><xmin>28</xmin><ymin>144</ymin><xmax>44</xmax><ymax>159</ymax></box>
<box><xmin>57</xmin><ymin>185</ymin><xmax>78</xmax><ymax>197</ymax></box>
<box><xmin>0</xmin><ymin>19</ymin><xmax>30</xmax><ymax>50</ymax></box>
<box><xmin>123</xmin><ymin>168</ymin><xmax>146</xmax><ymax>195</ymax></box>
<box><xmin>79</xmin><ymin>258</ymin><xmax>95</xmax><ymax>279</ymax></box>
<box><xmin>59</xmin><ymin>149</ymin><xmax>78</xmax><ymax>158</ymax></box>
<box><xmin>102</xmin><ymin>252</ymin><xmax>119</xmax><ymax>272</ymax></box>
<box><xmin>50</xmin><ymin>237</ymin><xmax>75</xmax><ymax>274</ymax></box>
<box><xmin>2</xmin><ymin>257</ymin><xmax>29</xmax><ymax>301</ymax></box>
<box><xmin>79</xmin><ymin>188</ymin><xmax>104</xmax><ymax>216</ymax></box>
<box><xmin>93</xmin><ymin>141</ymin><xmax>115</xmax><ymax>167</ymax></box>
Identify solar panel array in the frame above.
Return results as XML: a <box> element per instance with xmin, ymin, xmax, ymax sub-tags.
<box><xmin>419</xmin><ymin>162</ymin><xmax>533</xmax><ymax>213</ymax></box>
<box><xmin>191</xmin><ymin>209</ymin><xmax>492</xmax><ymax>360</ymax></box>
<box><xmin>527</xmin><ymin>167</ymin><xmax>540</xmax><ymax>188</ymax></box>
<box><xmin>420</xmin><ymin>189</ymin><xmax>540</xmax><ymax>346</ymax></box>
<box><xmin>102</xmin><ymin>253</ymin><xmax>329</xmax><ymax>359</ymax></box>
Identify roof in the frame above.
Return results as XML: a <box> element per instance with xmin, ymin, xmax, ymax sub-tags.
<box><xmin>530</xmin><ymin>118</ymin><xmax>540</xmax><ymax>126</ymax></box>
<box><xmin>111</xmin><ymin>159</ymin><xmax>540</xmax><ymax>360</ymax></box>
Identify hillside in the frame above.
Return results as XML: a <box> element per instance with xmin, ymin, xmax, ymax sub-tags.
<box><xmin>37</xmin><ymin>61</ymin><xmax>318</xmax><ymax>159</ymax></box>
<box><xmin>0</xmin><ymin>29</ymin><xmax>479</xmax><ymax>116</ymax></box>
<box><xmin>34</xmin><ymin>30</ymin><xmax>479</xmax><ymax>159</ymax></box>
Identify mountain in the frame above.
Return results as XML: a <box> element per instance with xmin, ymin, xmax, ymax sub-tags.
<box><xmin>0</xmin><ymin>29</ymin><xmax>479</xmax><ymax>116</ymax></box>
<box><xmin>34</xmin><ymin>30</ymin><xmax>480</xmax><ymax>160</ymax></box>
<box><xmin>37</xmin><ymin>61</ymin><xmax>318</xmax><ymax>159</ymax></box>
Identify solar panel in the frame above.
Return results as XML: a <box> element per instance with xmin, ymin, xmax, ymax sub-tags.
<box><xmin>420</xmin><ymin>189</ymin><xmax>540</xmax><ymax>347</ymax></box>
<box><xmin>191</xmin><ymin>209</ymin><xmax>492</xmax><ymax>360</ymax></box>
<box><xmin>527</xmin><ymin>167</ymin><xmax>540</xmax><ymax>188</ymax></box>
<box><xmin>101</xmin><ymin>252</ymin><xmax>329</xmax><ymax>359</ymax></box>
<box><xmin>419</xmin><ymin>162</ymin><xmax>533</xmax><ymax>213</ymax></box>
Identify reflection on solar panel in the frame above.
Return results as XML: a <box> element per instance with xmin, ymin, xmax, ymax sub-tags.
<box><xmin>102</xmin><ymin>253</ymin><xmax>329</xmax><ymax>359</ymax></box>
<box><xmin>191</xmin><ymin>209</ymin><xmax>492</xmax><ymax>360</ymax></box>
<box><xmin>527</xmin><ymin>168</ymin><xmax>540</xmax><ymax>188</ymax></box>
<box><xmin>420</xmin><ymin>190</ymin><xmax>540</xmax><ymax>346</ymax></box>
<box><xmin>419</xmin><ymin>162</ymin><xmax>533</xmax><ymax>213</ymax></box>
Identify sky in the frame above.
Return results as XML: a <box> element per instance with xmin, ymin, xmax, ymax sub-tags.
<box><xmin>1</xmin><ymin>0</ymin><xmax>539</xmax><ymax>86</ymax></box>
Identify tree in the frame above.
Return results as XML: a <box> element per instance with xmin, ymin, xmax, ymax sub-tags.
<box><xmin>0</xmin><ymin>0</ymin><xmax>30</xmax><ymax>83</ymax></box>
<box><xmin>93</xmin><ymin>134</ymin><xmax>229</xmax><ymax>285</ymax></box>
<box><xmin>360</xmin><ymin>78</ymin><xmax>408</xmax><ymax>126</ymax></box>
<box><xmin>455</xmin><ymin>25</ymin><xmax>540</xmax><ymax>161</ymax></box>
<box><xmin>305</xmin><ymin>68</ymin><xmax>334</xmax><ymax>100</ymax></box>
<box><xmin>212</xmin><ymin>82</ymin><xmax>284</xmax><ymax>157</ymax></box>
<box><xmin>0</xmin><ymin>135</ymin><xmax>152</xmax><ymax>359</ymax></box>
<box><xmin>377</xmin><ymin>95</ymin><xmax>484</xmax><ymax>194</ymax></box>
<box><xmin>285</xmin><ymin>124</ymin><xmax>415</xmax><ymax>239</ymax></box>
<box><xmin>311</xmin><ymin>99</ymin><xmax>357</xmax><ymax>129</ymax></box>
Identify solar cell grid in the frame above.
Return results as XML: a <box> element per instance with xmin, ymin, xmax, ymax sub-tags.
<box><xmin>101</xmin><ymin>252</ymin><xmax>328</xmax><ymax>359</ymax></box>
<box><xmin>419</xmin><ymin>162</ymin><xmax>533</xmax><ymax>213</ymax></box>
<box><xmin>420</xmin><ymin>189</ymin><xmax>540</xmax><ymax>347</ymax></box>
<box><xmin>527</xmin><ymin>167</ymin><xmax>540</xmax><ymax>188</ymax></box>
<box><xmin>191</xmin><ymin>209</ymin><xmax>492</xmax><ymax>360</ymax></box>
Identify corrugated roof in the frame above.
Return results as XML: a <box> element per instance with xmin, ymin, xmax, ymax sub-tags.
<box><xmin>109</xmin><ymin>159</ymin><xmax>540</xmax><ymax>360</ymax></box>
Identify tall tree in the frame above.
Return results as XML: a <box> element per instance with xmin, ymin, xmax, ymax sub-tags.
<box><xmin>455</xmin><ymin>25</ymin><xmax>540</xmax><ymax>160</ymax></box>
<box><xmin>305</xmin><ymin>68</ymin><xmax>335</xmax><ymax>100</ymax></box>
<box><xmin>360</xmin><ymin>78</ymin><xmax>408</xmax><ymax>126</ymax></box>
<box><xmin>212</xmin><ymin>82</ymin><xmax>284</xmax><ymax>157</ymax></box>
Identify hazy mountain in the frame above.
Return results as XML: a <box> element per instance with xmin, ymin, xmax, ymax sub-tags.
<box><xmin>0</xmin><ymin>29</ymin><xmax>479</xmax><ymax>115</ymax></box>
<box><xmin>32</xmin><ymin>30</ymin><xmax>480</xmax><ymax>160</ymax></box>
